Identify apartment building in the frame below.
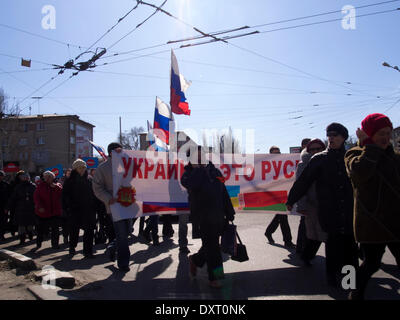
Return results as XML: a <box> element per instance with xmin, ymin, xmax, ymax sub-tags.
<box><xmin>0</xmin><ymin>114</ymin><xmax>95</xmax><ymax>174</ymax></box>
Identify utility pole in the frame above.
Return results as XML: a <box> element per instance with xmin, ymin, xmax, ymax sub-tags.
<box><xmin>119</xmin><ymin>116</ymin><xmax>122</xmax><ymax>144</ymax></box>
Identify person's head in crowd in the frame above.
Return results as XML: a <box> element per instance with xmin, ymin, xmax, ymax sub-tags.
<box><xmin>17</xmin><ymin>171</ymin><xmax>29</xmax><ymax>182</ymax></box>
<box><xmin>306</xmin><ymin>139</ymin><xmax>326</xmax><ymax>155</ymax></box>
<box><xmin>42</xmin><ymin>171</ymin><xmax>55</xmax><ymax>184</ymax></box>
<box><xmin>89</xmin><ymin>168</ymin><xmax>96</xmax><ymax>177</ymax></box>
<box><xmin>361</xmin><ymin>113</ymin><xmax>393</xmax><ymax>150</ymax></box>
<box><xmin>65</xmin><ymin>168</ymin><xmax>72</xmax><ymax>178</ymax></box>
<box><xmin>301</xmin><ymin>138</ymin><xmax>311</xmax><ymax>151</ymax></box>
<box><xmin>72</xmin><ymin>159</ymin><xmax>87</xmax><ymax>176</ymax></box>
<box><xmin>269</xmin><ymin>146</ymin><xmax>281</xmax><ymax>154</ymax></box>
<box><xmin>34</xmin><ymin>176</ymin><xmax>41</xmax><ymax>184</ymax></box>
<box><xmin>326</xmin><ymin>122</ymin><xmax>348</xmax><ymax>150</ymax></box>
<box><xmin>107</xmin><ymin>142</ymin><xmax>122</xmax><ymax>158</ymax></box>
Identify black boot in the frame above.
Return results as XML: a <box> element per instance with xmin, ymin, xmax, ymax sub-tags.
<box><xmin>19</xmin><ymin>234</ymin><xmax>26</xmax><ymax>245</ymax></box>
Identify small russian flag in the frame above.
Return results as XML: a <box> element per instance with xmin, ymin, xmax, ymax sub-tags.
<box><xmin>170</xmin><ymin>50</ymin><xmax>191</xmax><ymax>116</ymax></box>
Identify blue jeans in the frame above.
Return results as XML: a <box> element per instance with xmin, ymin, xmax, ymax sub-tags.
<box><xmin>111</xmin><ymin>219</ymin><xmax>131</xmax><ymax>268</ymax></box>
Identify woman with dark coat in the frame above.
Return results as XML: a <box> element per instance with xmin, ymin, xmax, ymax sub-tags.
<box><xmin>8</xmin><ymin>171</ymin><xmax>36</xmax><ymax>245</ymax></box>
<box><xmin>62</xmin><ymin>159</ymin><xmax>97</xmax><ymax>258</ymax></box>
<box><xmin>294</xmin><ymin>139</ymin><xmax>327</xmax><ymax>265</ymax></box>
<box><xmin>181</xmin><ymin>147</ymin><xmax>235</xmax><ymax>288</ymax></box>
<box><xmin>286</xmin><ymin>123</ymin><xmax>359</xmax><ymax>287</ymax></box>
<box><xmin>345</xmin><ymin>113</ymin><xmax>400</xmax><ymax>300</ymax></box>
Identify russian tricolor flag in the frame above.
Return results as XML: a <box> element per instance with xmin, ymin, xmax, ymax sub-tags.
<box><xmin>153</xmin><ymin>97</ymin><xmax>173</xmax><ymax>149</ymax></box>
<box><xmin>88</xmin><ymin>140</ymin><xmax>108</xmax><ymax>161</ymax></box>
<box><xmin>170</xmin><ymin>50</ymin><xmax>191</xmax><ymax>116</ymax></box>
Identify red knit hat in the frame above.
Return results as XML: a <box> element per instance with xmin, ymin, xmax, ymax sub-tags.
<box><xmin>361</xmin><ymin>113</ymin><xmax>392</xmax><ymax>137</ymax></box>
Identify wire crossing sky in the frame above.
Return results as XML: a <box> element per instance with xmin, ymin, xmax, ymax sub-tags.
<box><xmin>0</xmin><ymin>0</ymin><xmax>399</xmax><ymax>153</ymax></box>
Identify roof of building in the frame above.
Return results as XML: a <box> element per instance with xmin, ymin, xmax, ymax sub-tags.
<box><xmin>1</xmin><ymin>114</ymin><xmax>95</xmax><ymax>128</ymax></box>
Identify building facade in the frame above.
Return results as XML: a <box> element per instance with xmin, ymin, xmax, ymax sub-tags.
<box><xmin>0</xmin><ymin>114</ymin><xmax>95</xmax><ymax>174</ymax></box>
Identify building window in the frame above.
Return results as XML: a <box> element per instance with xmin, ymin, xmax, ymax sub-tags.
<box><xmin>37</xmin><ymin>122</ymin><xmax>45</xmax><ymax>131</ymax></box>
<box><xmin>70</xmin><ymin>136</ymin><xmax>75</xmax><ymax>144</ymax></box>
<box><xmin>23</xmin><ymin>124</ymin><xmax>29</xmax><ymax>132</ymax></box>
<box><xmin>19</xmin><ymin>152</ymin><xmax>28</xmax><ymax>160</ymax></box>
<box><xmin>70</xmin><ymin>123</ymin><xmax>75</xmax><ymax>131</ymax></box>
<box><xmin>1</xmin><ymin>139</ymin><xmax>8</xmax><ymax>147</ymax></box>
<box><xmin>36</xmin><ymin>137</ymin><xmax>45</xmax><ymax>145</ymax></box>
<box><xmin>19</xmin><ymin>138</ymin><xmax>28</xmax><ymax>146</ymax></box>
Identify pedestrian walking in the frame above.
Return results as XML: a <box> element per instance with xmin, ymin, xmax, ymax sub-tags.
<box><xmin>345</xmin><ymin>113</ymin><xmax>400</xmax><ymax>299</ymax></box>
<box><xmin>92</xmin><ymin>142</ymin><xmax>131</xmax><ymax>272</ymax></box>
<box><xmin>0</xmin><ymin>170</ymin><xmax>10</xmax><ymax>242</ymax></box>
<box><xmin>62</xmin><ymin>159</ymin><xmax>97</xmax><ymax>258</ymax></box>
<box><xmin>181</xmin><ymin>147</ymin><xmax>235</xmax><ymax>288</ymax></box>
<box><xmin>60</xmin><ymin>168</ymin><xmax>72</xmax><ymax>245</ymax></box>
<box><xmin>8</xmin><ymin>171</ymin><xmax>36</xmax><ymax>245</ymax></box>
<box><xmin>265</xmin><ymin>146</ymin><xmax>295</xmax><ymax>248</ymax></box>
<box><xmin>286</xmin><ymin>123</ymin><xmax>359</xmax><ymax>287</ymax></box>
<box><xmin>294</xmin><ymin>139</ymin><xmax>327</xmax><ymax>265</ymax></box>
<box><xmin>33</xmin><ymin>171</ymin><xmax>63</xmax><ymax>250</ymax></box>
<box><xmin>143</xmin><ymin>215</ymin><xmax>160</xmax><ymax>246</ymax></box>
<box><xmin>295</xmin><ymin>138</ymin><xmax>311</xmax><ymax>255</ymax></box>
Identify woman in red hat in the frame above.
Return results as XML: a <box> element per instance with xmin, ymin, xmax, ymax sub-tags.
<box><xmin>345</xmin><ymin>113</ymin><xmax>400</xmax><ymax>299</ymax></box>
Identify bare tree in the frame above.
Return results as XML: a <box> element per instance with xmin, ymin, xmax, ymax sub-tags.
<box><xmin>119</xmin><ymin>126</ymin><xmax>145</xmax><ymax>150</ymax></box>
<box><xmin>0</xmin><ymin>88</ymin><xmax>7</xmax><ymax>118</ymax></box>
<box><xmin>0</xmin><ymin>88</ymin><xmax>19</xmax><ymax>118</ymax></box>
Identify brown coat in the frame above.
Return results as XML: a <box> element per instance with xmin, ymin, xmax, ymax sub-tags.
<box><xmin>345</xmin><ymin>143</ymin><xmax>400</xmax><ymax>243</ymax></box>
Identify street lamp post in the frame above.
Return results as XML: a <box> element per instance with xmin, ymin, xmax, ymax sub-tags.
<box><xmin>382</xmin><ymin>62</ymin><xmax>400</xmax><ymax>73</ymax></box>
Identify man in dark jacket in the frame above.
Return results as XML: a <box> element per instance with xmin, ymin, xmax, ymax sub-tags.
<box><xmin>265</xmin><ymin>146</ymin><xmax>295</xmax><ymax>248</ymax></box>
<box><xmin>181</xmin><ymin>147</ymin><xmax>235</xmax><ymax>288</ymax></box>
<box><xmin>286</xmin><ymin>123</ymin><xmax>358</xmax><ymax>287</ymax></box>
<box><xmin>0</xmin><ymin>170</ymin><xmax>10</xmax><ymax>241</ymax></box>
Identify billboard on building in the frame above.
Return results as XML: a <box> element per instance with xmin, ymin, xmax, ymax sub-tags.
<box><xmin>76</xmin><ymin>125</ymin><xmax>91</xmax><ymax>158</ymax></box>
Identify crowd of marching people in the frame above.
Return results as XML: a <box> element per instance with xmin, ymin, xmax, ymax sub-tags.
<box><xmin>0</xmin><ymin>113</ymin><xmax>399</xmax><ymax>299</ymax></box>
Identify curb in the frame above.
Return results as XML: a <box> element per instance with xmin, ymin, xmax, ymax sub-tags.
<box><xmin>0</xmin><ymin>248</ymin><xmax>76</xmax><ymax>300</ymax></box>
<box><xmin>0</xmin><ymin>248</ymin><xmax>37</xmax><ymax>271</ymax></box>
<box><xmin>27</xmin><ymin>285</ymin><xmax>69</xmax><ymax>300</ymax></box>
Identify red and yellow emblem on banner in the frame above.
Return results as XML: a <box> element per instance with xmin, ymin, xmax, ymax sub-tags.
<box><xmin>117</xmin><ymin>186</ymin><xmax>136</xmax><ymax>207</ymax></box>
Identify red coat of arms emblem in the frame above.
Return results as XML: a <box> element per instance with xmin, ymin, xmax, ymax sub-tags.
<box><xmin>117</xmin><ymin>186</ymin><xmax>136</xmax><ymax>207</ymax></box>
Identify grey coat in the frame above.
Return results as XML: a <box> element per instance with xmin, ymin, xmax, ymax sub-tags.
<box><xmin>295</xmin><ymin>149</ymin><xmax>327</xmax><ymax>242</ymax></box>
<box><xmin>92</xmin><ymin>159</ymin><xmax>113</xmax><ymax>215</ymax></box>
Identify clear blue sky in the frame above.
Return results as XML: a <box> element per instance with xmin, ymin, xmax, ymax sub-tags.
<box><xmin>1</xmin><ymin>0</ymin><xmax>399</xmax><ymax>153</ymax></box>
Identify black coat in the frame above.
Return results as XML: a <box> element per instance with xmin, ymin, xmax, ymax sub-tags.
<box><xmin>8</xmin><ymin>181</ymin><xmax>36</xmax><ymax>226</ymax></box>
<box><xmin>181</xmin><ymin>162</ymin><xmax>235</xmax><ymax>235</ymax></box>
<box><xmin>287</xmin><ymin>146</ymin><xmax>354</xmax><ymax>235</ymax></box>
<box><xmin>0</xmin><ymin>180</ymin><xmax>10</xmax><ymax>210</ymax></box>
<box><xmin>62</xmin><ymin>170</ymin><xmax>97</xmax><ymax>229</ymax></box>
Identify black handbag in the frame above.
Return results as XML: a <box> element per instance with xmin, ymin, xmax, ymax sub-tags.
<box><xmin>221</xmin><ymin>223</ymin><xmax>236</xmax><ymax>255</ymax></box>
<box><xmin>231</xmin><ymin>230</ymin><xmax>249</xmax><ymax>262</ymax></box>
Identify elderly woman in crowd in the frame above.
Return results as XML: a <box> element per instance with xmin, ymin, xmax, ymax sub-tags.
<box><xmin>8</xmin><ymin>171</ymin><xmax>36</xmax><ymax>245</ymax></box>
<box><xmin>345</xmin><ymin>113</ymin><xmax>400</xmax><ymax>300</ymax></box>
<box><xmin>62</xmin><ymin>159</ymin><xmax>97</xmax><ymax>258</ymax></box>
<box><xmin>33</xmin><ymin>171</ymin><xmax>63</xmax><ymax>251</ymax></box>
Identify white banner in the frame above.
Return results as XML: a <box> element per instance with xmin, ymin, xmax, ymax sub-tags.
<box><xmin>110</xmin><ymin>150</ymin><xmax>301</xmax><ymax>221</ymax></box>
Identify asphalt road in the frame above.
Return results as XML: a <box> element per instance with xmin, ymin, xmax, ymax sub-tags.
<box><xmin>0</xmin><ymin>213</ymin><xmax>399</xmax><ymax>300</ymax></box>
